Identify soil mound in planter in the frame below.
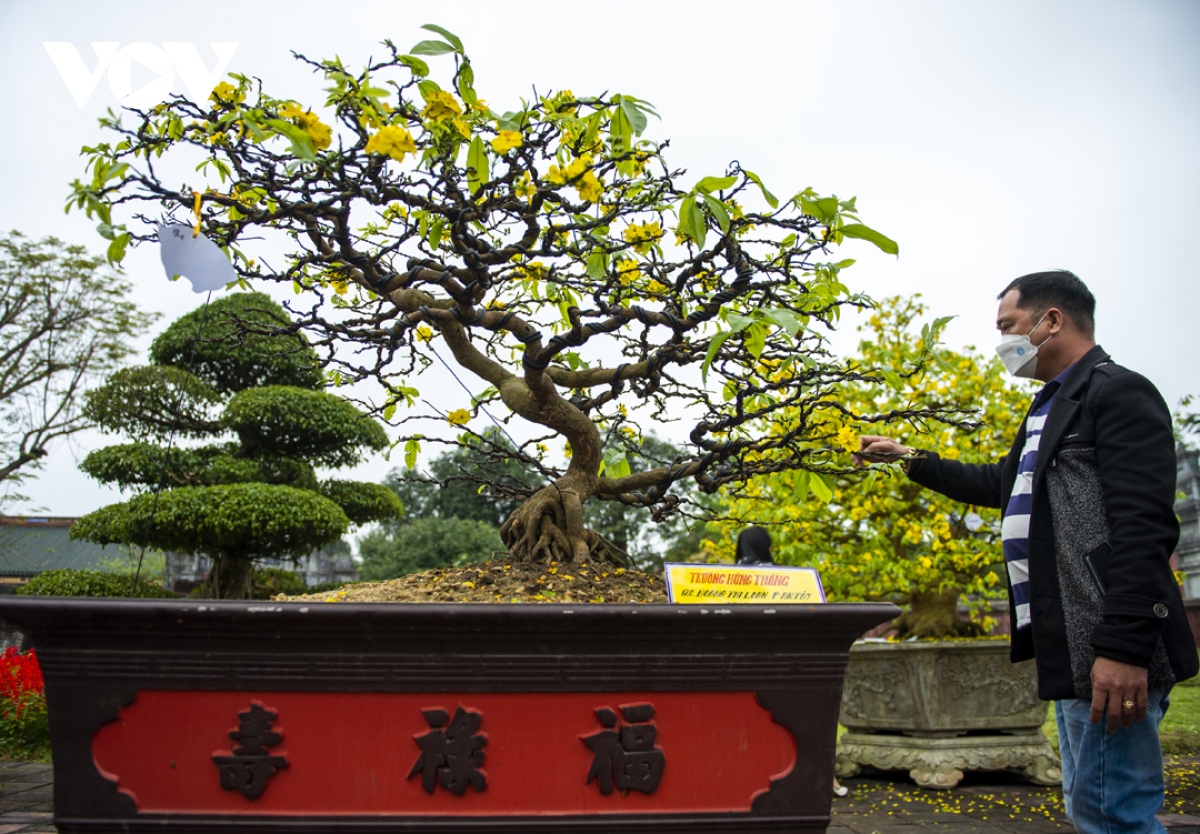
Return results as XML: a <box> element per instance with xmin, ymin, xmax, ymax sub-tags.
<box><xmin>276</xmin><ymin>559</ymin><xmax>669</xmax><ymax>604</ymax></box>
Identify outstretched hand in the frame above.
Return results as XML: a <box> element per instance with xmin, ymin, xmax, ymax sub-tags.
<box><xmin>853</xmin><ymin>435</ymin><xmax>911</xmax><ymax>468</ymax></box>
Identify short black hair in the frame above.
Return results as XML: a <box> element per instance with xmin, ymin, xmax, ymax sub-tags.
<box><xmin>998</xmin><ymin>270</ymin><xmax>1095</xmax><ymax>337</ymax></box>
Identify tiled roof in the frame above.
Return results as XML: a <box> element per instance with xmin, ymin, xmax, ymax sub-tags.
<box><xmin>0</xmin><ymin>518</ymin><xmax>119</xmax><ymax>578</ymax></box>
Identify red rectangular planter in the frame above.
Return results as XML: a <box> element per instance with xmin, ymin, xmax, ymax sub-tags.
<box><xmin>0</xmin><ymin>597</ymin><xmax>896</xmax><ymax>832</ymax></box>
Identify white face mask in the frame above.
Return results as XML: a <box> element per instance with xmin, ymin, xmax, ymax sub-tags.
<box><xmin>996</xmin><ymin>312</ymin><xmax>1052</xmax><ymax>379</ymax></box>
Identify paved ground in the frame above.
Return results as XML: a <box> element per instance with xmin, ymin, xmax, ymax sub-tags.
<box><xmin>3</xmin><ymin>757</ymin><xmax>1200</xmax><ymax>832</ymax></box>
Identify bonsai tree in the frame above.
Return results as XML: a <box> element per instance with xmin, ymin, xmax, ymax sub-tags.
<box><xmin>71</xmin><ymin>292</ymin><xmax>402</xmax><ymax>598</ymax></box>
<box><xmin>708</xmin><ymin>297</ymin><xmax>1027</xmax><ymax>638</ymax></box>
<box><xmin>69</xmin><ymin>25</ymin><xmax>969</xmax><ymax>566</ymax></box>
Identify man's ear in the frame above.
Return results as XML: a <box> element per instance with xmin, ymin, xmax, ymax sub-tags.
<box><xmin>1046</xmin><ymin>307</ymin><xmax>1066</xmax><ymax>334</ymax></box>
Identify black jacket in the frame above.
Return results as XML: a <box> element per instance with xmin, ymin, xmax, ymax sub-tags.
<box><xmin>907</xmin><ymin>345</ymin><xmax>1197</xmax><ymax>700</ymax></box>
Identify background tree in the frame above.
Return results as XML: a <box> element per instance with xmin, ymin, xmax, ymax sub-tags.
<box><xmin>707</xmin><ymin>296</ymin><xmax>1028</xmax><ymax>638</ymax></box>
<box><xmin>71</xmin><ymin>25</ymin><xmax>969</xmax><ymax>566</ymax></box>
<box><xmin>380</xmin><ymin>430</ymin><xmax>704</xmax><ymax>571</ymax></box>
<box><xmin>0</xmin><ymin>232</ymin><xmax>154</xmax><ymax>507</ymax></box>
<box><xmin>358</xmin><ymin>517</ymin><xmax>505</xmax><ymax>580</ymax></box>
<box><xmin>70</xmin><ymin>292</ymin><xmax>402</xmax><ymax>599</ymax></box>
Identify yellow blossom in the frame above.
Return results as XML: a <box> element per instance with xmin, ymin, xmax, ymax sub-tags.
<box><xmin>492</xmin><ymin>130</ymin><xmax>523</xmax><ymax>153</ymax></box>
<box><xmin>615</xmin><ymin>259</ymin><xmax>641</xmax><ymax>285</ymax></box>
<box><xmin>365</xmin><ymin>125</ymin><xmax>417</xmax><ymax>162</ymax></box>
<box><xmin>513</xmin><ymin>171</ymin><xmax>537</xmax><ymax>201</ymax></box>
<box><xmin>209</xmin><ymin>81</ymin><xmax>244</xmax><ymax>105</ymax></box>
<box><xmin>577</xmin><ymin>171</ymin><xmax>603</xmax><ymax>202</ymax></box>
<box><xmin>446</xmin><ymin>408</ymin><xmax>471</xmax><ymax>426</ymax></box>
<box><xmin>278</xmin><ymin>103</ymin><xmax>332</xmax><ymax>151</ymax></box>
<box><xmin>647</xmin><ymin>279</ymin><xmax>667</xmax><ymax>294</ymax></box>
<box><xmin>422</xmin><ymin>89</ymin><xmax>463</xmax><ymax>123</ymax></box>
<box><xmin>835</xmin><ymin>424</ymin><xmax>859</xmax><ymax>454</ymax></box>
<box><xmin>415</xmin><ymin>325</ymin><xmax>433</xmax><ymax>342</ymax></box>
<box><xmin>623</xmin><ymin>220</ymin><xmax>664</xmax><ymax>255</ymax></box>
<box><xmin>451</xmin><ymin>118</ymin><xmax>471</xmax><ymax>140</ymax></box>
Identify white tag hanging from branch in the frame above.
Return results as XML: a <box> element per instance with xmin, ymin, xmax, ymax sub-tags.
<box><xmin>156</xmin><ymin>191</ymin><xmax>234</xmax><ymax>293</ymax></box>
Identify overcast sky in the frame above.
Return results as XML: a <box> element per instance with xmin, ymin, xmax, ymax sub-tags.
<box><xmin>2</xmin><ymin>0</ymin><xmax>1198</xmax><ymax>518</ymax></box>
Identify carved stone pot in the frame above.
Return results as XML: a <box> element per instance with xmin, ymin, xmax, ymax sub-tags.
<box><xmin>0</xmin><ymin>597</ymin><xmax>896</xmax><ymax>833</ymax></box>
<box><xmin>835</xmin><ymin>639</ymin><xmax>1062</xmax><ymax>789</ymax></box>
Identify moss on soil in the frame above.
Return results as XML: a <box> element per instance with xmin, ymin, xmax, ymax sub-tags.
<box><xmin>277</xmin><ymin>559</ymin><xmax>669</xmax><ymax>605</ymax></box>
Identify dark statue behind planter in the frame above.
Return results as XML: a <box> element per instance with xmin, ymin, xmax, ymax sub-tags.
<box><xmin>836</xmin><ymin>640</ymin><xmax>1061</xmax><ymax>789</ymax></box>
<box><xmin>0</xmin><ymin>597</ymin><xmax>896</xmax><ymax>832</ymax></box>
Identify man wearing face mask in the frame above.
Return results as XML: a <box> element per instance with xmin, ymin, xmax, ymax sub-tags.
<box><xmin>856</xmin><ymin>270</ymin><xmax>1196</xmax><ymax>834</ymax></box>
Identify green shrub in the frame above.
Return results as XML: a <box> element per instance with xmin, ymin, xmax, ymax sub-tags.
<box><xmin>16</xmin><ymin>568</ymin><xmax>176</xmax><ymax>598</ymax></box>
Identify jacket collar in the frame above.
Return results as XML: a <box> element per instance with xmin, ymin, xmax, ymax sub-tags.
<box><xmin>1033</xmin><ymin>344</ymin><xmax>1110</xmax><ymax>484</ymax></box>
<box><xmin>1055</xmin><ymin>344</ymin><xmax>1110</xmax><ymax>401</ymax></box>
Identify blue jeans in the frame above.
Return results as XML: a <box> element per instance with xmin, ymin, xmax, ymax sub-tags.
<box><xmin>1056</xmin><ymin>688</ymin><xmax>1171</xmax><ymax>834</ymax></box>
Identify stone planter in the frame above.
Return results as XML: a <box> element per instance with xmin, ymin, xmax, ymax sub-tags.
<box><xmin>0</xmin><ymin>596</ymin><xmax>896</xmax><ymax>832</ymax></box>
<box><xmin>835</xmin><ymin>640</ymin><xmax>1061</xmax><ymax>789</ymax></box>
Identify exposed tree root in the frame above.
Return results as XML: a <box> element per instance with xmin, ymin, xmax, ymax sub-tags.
<box><xmin>500</xmin><ymin>484</ymin><xmax>621</xmax><ymax>565</ymax></box>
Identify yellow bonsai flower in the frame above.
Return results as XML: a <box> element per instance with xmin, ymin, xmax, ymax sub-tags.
<box><xmin>623</xmin><ymin>220</ymin><xmax>664</xmax><ymax>255</ymax></box>
<box><xmin>492</xmin><ymin>131</ymin><xmax>523</xmax><ymax>153</ymax></box>
<box><xmin>513</xmin><ymin>171</ymin><xmax>537</xmax><ymax>201</ymax></box>
<box><xmin>446</xmin><ymin>408</ymin><xmax>471</xmax><ymax>426</ymax></box>
<box><xmin>836</xmin><ymin>424</ymin><xmax>859</xmax><ymax>454</ymax></box>
<box><xmin>365</xmin><ymin>125</ymin><xmax>417</xmax><ymax>162</ymax></box>
<box><xmin>422</xmin><ymin>89</ymin><xmax>463</xmax><ymax>123</ymax></box>
<box><xmin>209</xmin><ymin>81</ymin><xmax>244</xmax><ymax>106</ymax></box>
<box><xmin>278</xmin><ymin>103</ymin><xmax>332</xmax><ymax>151</ymax></box>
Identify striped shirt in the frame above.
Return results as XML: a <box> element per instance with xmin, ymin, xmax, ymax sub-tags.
<box><xmin>1002</xmin><ymin>375</ymin><xmax>1067</xmax><ymax>630</ymax></box>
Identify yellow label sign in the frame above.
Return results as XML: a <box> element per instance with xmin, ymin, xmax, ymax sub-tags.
<box><xmin>663</xmin><ymin>563</ymin><xmax>826</xmax><ymax>605</ymax></box>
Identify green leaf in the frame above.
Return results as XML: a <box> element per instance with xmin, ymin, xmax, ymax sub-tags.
<box><xmin>421</xmin><ymin>24</ymin><xmax>464</xmax><ymax>51</ymax></box>
<box><xmin>695</xmin><ymin>175</ymin><xmax>737</xmax><ymax>194</ymax></box>
<box><xmin>839</xmin><ymin>224</ymin><xmax>899</xmax><ymax>256</ymax></box>
<box><xmin>105</xmin><ymin>232</ymin><xmax>131</xmax><ymax>266</ymax></box>
<box><xmin>600</xmin><ymin>445</ymin><xmax>631</xmax><ymax>479</ymax></box>
<box><xmin>682</xmin><ymin>198</ymin><xmax>707</xmax><ymax>249</ymax></box>
<box><xmin>616</xmin><ymin>95</ymin><xmax>648</xmax><ymax>134</ymax></box>
<box><xmin>410</xmin><ymin>39</ymin><xmax>457</xmax><ymax>56</ymax></box>
<box><xmin>586</xmin><ymin>250</ymin><xmax>608</xmax><ymax>281</ymax></box>
<box><xmin>701</xmin><ymin>331</ymin><xmax>732</xmax><ymax>383</ymax></box>
<box><xmin>466</xmin><ymin>135</ymin><xmax>488</xmax><ymax>195</ymax></box>
<box><xmin>404</xmin><ymin>438</ymin><xmax>421</xmax><ymax>470</ymax></box>
<box><xmin>744</xmin><ymin>322</ymin><xmax>767</xmax><ymax>361</ymax></box>
<box><xmin>609</xmin><ymin>103</ymin><xmax>632</xmax><ymax>152</ymax></box>
<box><xmin>457</xmin><ymin>61</ymin><xmax>477</xmax><ymax>106</ymax></box>
<box><xmin>810</xmin><ymin>472</ymin><xmax>833</xmax><ymax>503</ymax></box>
<box><xmin>791</xmin><ymin>470</ymin><xmax>810</xmax><ymax>504</ymax></box>
<box><xmin>763</xmin><ymin>308</ymin><xmax>804</xmax><ymax>337</ymax></box>
<box><xmin>383</xmin><ymin>400</ymin><xmax>397</xmax><ymax>421</ymax></box>
<box><xmin>742</xmin><ymin>169</ymin><xmax>779</xmax><ymax>208</ymax></box>
<box><xmin>724</xmin><ymin>312</ymin><xmax>754</xmax><ymax>333</ymax></box>
<box><xmin>800</xmin><ymin>196</ymin><xmax>838</xmax><ymax>224</ymax></box>
<box><xmin>265</xmin><ymin>119</ymin><xmax>316</xmax><ymax>161</ymax></box>
<box><xmin>398</xmin><ymin>55</ymin><xmax>430</xmax><ymax>76</ymax></box>
<box><xmin>700</xmin><ymin>193</ymin><xmax>730</xmax><ymax>234</ymax></box>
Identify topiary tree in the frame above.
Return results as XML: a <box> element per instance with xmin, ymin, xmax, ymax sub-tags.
<box><xmin>707</xmin><ymin>296</ymin><xmax>1027</xmax><ymax>638</ymax></box>
<box><xmin>69</xmin><ymin>25</ymin><xmax>969</xmax><ymax>567</ymax></box>
<box><xmin>71</xmin><ymin>292</ymin><xmax>402</xmax><ymax>599</ymax></box>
